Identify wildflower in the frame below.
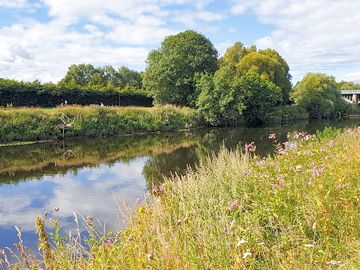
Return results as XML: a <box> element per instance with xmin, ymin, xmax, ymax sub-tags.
<box><xmin>236</xmin><ymin>240</ymin><xmax>246</xmax><ymax>247</ymax></box>
<box><xmin>311</xmin><ymin>166</ymin><xmax>322</xmax><ymax>177</ymax></box>
<box><xmin>147</xmin><ymin>253</ymin><xmax>154</xmax><ymax>261</ymax></box>
<box><xmin>295</xmin><ymin>165</ymin><xmax>302</xmax><ymax>172</ymax></box>
<box><xmin>268</xmin><ymin>133</ymin><xmax>277</xmax><ymax>140</ymax></box>
<box><xmin>151</xmin><ymin>184</ymin><xmax>165</xmax><ymax>196</ymax></box>
<box><xmin>242</xmin><ymin>252</ymin><xmax>252</xmax><ymax>259</ymax></box>
<box><xmin>227</xmin><ymin>199</ymin><xmax>240</xmax><ymax>212</ymax></box>
<box><xmin>229</xmin><ymin>219</ymin><xmax>236</xmax><ymax>230</ymax></box>
<box><xmin>245</xmin><ymin>142</ymin><xmax>256</xmax><ymax>153</ymax></box>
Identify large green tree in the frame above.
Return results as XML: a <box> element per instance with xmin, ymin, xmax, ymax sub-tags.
<box><xmin>236</xmin><ymin>49</ymin><xmax>292</xmax><ymax>103</ymax></box>
<box><xmin>220</xmin><ymin>42</ymin><xmax>256</xmax><ymax>66</ymax></box>
<box><xmin>291</xmin><ymin>73</ymin><xmax>350</xmax><ymax>119</ymax></box>
<box><xmin>196</xmin><ymin>65</ymin><xmax>282</xmax><ymax>126</ymax></box>
<box><xmin>143</xmin><ymin>30</ymin><xmax>218</xmax><ymax>106</ymax></box>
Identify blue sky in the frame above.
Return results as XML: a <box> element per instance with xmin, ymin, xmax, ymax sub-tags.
<box><xmin>1</xmin><ymin>0</ymin><xmax>360</xmax><ymax>83</ymax></box>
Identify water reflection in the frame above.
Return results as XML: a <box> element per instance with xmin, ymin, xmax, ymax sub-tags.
<box><xmin>0</xmin><ymin>120</ymin><xmax>359</xmax><ymax>250</ymax></box>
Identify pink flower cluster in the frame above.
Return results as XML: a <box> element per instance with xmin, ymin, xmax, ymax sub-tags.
<box><xmin>244</xmin><ymin>142</ymin><xmax>256</xmax><ymax>153</ymax></box>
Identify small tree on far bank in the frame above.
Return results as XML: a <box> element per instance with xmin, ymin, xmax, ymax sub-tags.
<box><xmin>291</xmin><ymin>73</ymin><xmax>350</xmax><ymax>119</ymax></box>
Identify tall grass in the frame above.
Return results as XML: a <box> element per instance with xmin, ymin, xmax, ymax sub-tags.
<box><xmin>3</xmin><ymin>127</ymin><xmax>360</xmax><ymax>269</ymax></box>
<box><xmin>0</xmin><ymin>105</ymin><xmax>201</xmax><ymax>143</ymax></box>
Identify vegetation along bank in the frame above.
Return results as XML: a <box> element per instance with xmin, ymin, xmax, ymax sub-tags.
<box><xmin>6</xmin><ymin>127</ymin><xmax>359</xmax><ymax>269</ymax></box>
<box><xmin>1</xmin><ymin>30</ymin><xmax>359</xmax><ymax>142</ymax></box>
<box><xmin>0</xmin><ymin>105</ymin><xmax>200</xmax><ymax>143</ymax></box>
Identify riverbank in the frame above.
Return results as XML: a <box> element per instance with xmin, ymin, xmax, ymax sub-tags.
<box><xmin>0</xmin><ymin>105</ymin><xmax>201</xmax><ymax>143</ymax></box>
<box><xmin>7</xmin><ymin>127</ymin><xmax>359</xmax><ymax>269</ymax></box>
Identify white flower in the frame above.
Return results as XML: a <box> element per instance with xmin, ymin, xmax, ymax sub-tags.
<box><xmin>326</xmin><ymin>260</ymin><xmax>341</xmax><ymax>265</ymax></box>
<box><xmin>236</xmin><ymin>240</ymin><xmax>246</xmax><ymax>247</ymax></box>
<box><xmin>242</xmin><ymin>252</ymin><xmax>252</xmax><ymax>259</ymax></box>
<box><xmin>304</xmin><ymin>244</ymin><xmax>315</xmax><ymax>248</ymax></box>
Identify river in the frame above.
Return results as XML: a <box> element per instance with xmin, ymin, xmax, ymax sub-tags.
<box><xmin>0</xmin><ymin>119</ymin><xmax>359</xmax><ymax>252</ymax></box>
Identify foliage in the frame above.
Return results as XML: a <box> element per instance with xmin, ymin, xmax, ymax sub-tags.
<box><xmin>337</xmin><ymin>80</ymin><xmax>360</xmax><ymax>90</ymax></box>
<box><xmin>236</xmin><ymin>50</ymin><xmax>292</xmax><ymax>103</ymax></box>
<box><xmin>291</xmin><ymin>73</ymin><xmax>351</xmax><ymax>119</ymax></box>
<box><xmin>0</xmin><ymin>105</ymin><xmax>201</xmax><ymax>143</ymax></box>
<box><xmin>143</xmin><ymin>30</ymin><xmax>218</xmax><ymax>107</ymax></box>
<box><xmin>196</xmin><ymin>68</ymin><xmax>282</xmax><ymax>126</ymax></box>
<box><xmin>264</xmin><ymin>105</ymin><xmax>309</xmax><ymax>124</ymax></box>
<box><xmin>220</xmin><ymin>42</ymin><xmax>256</xmax><ymax>66</ymax></box>
<box><xmin>59</xmin><ymin>64</ymin><xmax>142</xmax><ymax>88</ymax></box>
<box><xmin>0</xmin><ymin>78</ymin><xmax>152</xmax><ymax>107</ymax></box>
<box><xmin>8</xmin><ymin>128</ymin><xmax>360</xmax><ymax>269</ymax></box>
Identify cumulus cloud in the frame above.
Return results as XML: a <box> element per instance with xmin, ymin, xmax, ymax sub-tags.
<box><xmin>230</xmin><ymin>0</ymin><xmax>360</xmax><ymax>81</ymax></box>
<box><xmin>0</xmin><ymin>0</ymin><xmax>225</xmax><ymax>82</ymax></box>
<box><xmin>1</xmin><ymin>0</ymin><xmax>359</xmax><ymax>82</ymax></box>
<box><xmin>0</xmin><ymin>0</ymin><xmax>28</xmax><ymax>8</ymax></box>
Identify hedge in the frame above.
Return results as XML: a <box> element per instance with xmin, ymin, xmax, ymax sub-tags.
<box><xmin>0</xmin><ymin>79</ymin><xmax>153</xmax><ymax>107</ymax></box>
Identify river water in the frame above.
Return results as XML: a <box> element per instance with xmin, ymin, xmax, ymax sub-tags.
<box><xmin>0</xmin><ymin>119</ymin><xmax>359</xmax><ymax>252</ymax></box>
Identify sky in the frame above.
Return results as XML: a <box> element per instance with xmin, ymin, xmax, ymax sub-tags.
<box><xmin>0</xmin><ymin>0</ymin><xmax>360</xmax><ymax>83</ymax></box>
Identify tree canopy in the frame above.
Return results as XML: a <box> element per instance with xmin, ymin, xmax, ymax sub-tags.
<box><xmin>143</xmin><ymin>30</ymin><xmax>218</xmax><ymax>107</ymax></box>
<box><xmin>291</xmin><ymin>73</ymin><xmax>350</xmax><ymax>119</ymax></box>
<box><xmin>59</xmin><ymin>64</ymin><xmax>142</xmax><ymax>88</ymax></box>
<box><xmin>196</xmin><ymin>64</ymin><xmax>282</xmax><ymax>126</ymax></box>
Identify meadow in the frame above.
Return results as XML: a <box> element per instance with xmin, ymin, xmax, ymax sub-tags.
<box><xmin>4</xmin><ymin>127</ymin><xmax>359</xmax><ymax>269</ymax></box>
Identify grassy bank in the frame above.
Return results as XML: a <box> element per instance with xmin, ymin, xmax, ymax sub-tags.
<box><xmin>0</xmin><ymin>105</ymin><xmax>201</xmax><ymax>143</ymax></box>
<box><xmin>6</xmin><ymin>127</ymin><xmax>359</xmax><ymax>269</ymax></box>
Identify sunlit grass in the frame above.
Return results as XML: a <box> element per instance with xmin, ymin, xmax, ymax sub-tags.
<box><xmin>0</xmin><ymin>105</ymin><xmax>201</xmax><ymax>143</ymax></box>
<box><xmin>3</xmin><ymin>127</ymin><xmax>360</xmax><ymax>269</ymax></box>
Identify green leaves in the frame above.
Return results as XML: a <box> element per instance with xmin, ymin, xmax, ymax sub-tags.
<box><xmin>143</xmin><ymin>30</ymin><xmax>218</xmax><ymax>107</ymax></box>
<box><xmin>291</xmin><ymin>73</ymin><xmax>351</xmax><ymax>119</ymax></box>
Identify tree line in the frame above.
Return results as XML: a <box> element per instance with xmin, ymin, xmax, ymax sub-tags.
<box><xmin>1</xmin><ymin>30</ymin><xmax>356</xmax><ymax>125</ymax></box>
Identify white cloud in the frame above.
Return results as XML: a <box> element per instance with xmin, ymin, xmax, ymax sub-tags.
<box><xmin>230</xmin><ymin>0</ymin><xmax>360</xmax><ymax>82</ymax></box>
<box><xmin>343</xmin><ymin>72</ymin><xmax>360</xmax><ymax>82</ymax></box>
<box><xmin>0</xmin><ymin>0</ymin><xmax>27</xmax><ymax>8</ymax></box>
<box><xmin>0</xmin><ymin>0</ymin><xmax>224</xmax><ymax>82</ymax></box>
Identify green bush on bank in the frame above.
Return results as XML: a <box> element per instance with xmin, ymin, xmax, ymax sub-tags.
<box><xmin>0</xmin><ymin>106</ymin><xmax>201</xmax><ymax>143</ymax></box>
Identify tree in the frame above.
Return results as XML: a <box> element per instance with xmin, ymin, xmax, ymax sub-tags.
<box><xmin>117</xmin><ymin>66</ymin><xmax>142</xmax><ymax>88</ymax></box>
<box><xmin>196</xmin><ymin>65</ymin><xmax>282</xmax><ymax>126</ymax></box>
<box><xmin>59</xmin><ymin>64</ymin><xmax>101</xmax><ymax>87</ymax></box>
<box><xmin>236</xmin><ymin>50</ymin><xmax>292</xmax><ymax>103</ymax></box>
<box><xmin>291</xmin><ymin>73</ymin><xmax>350</xmax><ymax>119</ymax></box>
<box><xmin>220</xmin><ymin>42</ymin><xmax>256</xmax><ymax>66</ymax></box>
<box><xmin>337</xmin><ymin>80</ymin><xmax>360</xmax><ymax>90</ymax></box>
<box><xmin>59</xmin><ymin>64</ymin><xmax>143</xmax><ymax>89</ymax></box>
<box><xmin>143</xmin><ymin>30</ymin><xmax>218</xmax><ymax>106</ymax></box>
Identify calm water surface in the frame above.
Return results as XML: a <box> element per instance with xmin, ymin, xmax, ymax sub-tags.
<box><xmin>0</xmin><ymin>120</ymin><xmax>359</xmax><ymax>251</ymax></box>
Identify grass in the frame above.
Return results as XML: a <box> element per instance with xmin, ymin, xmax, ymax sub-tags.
<box><xmin>3</xmin><ymin>127</ymin><xmax>360</xmax><ymax>269</ymax></box>
<box><xmin>0</xmin><ymin>105</ymin><xmax>201</xmax><ymax>143</ymax></box>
